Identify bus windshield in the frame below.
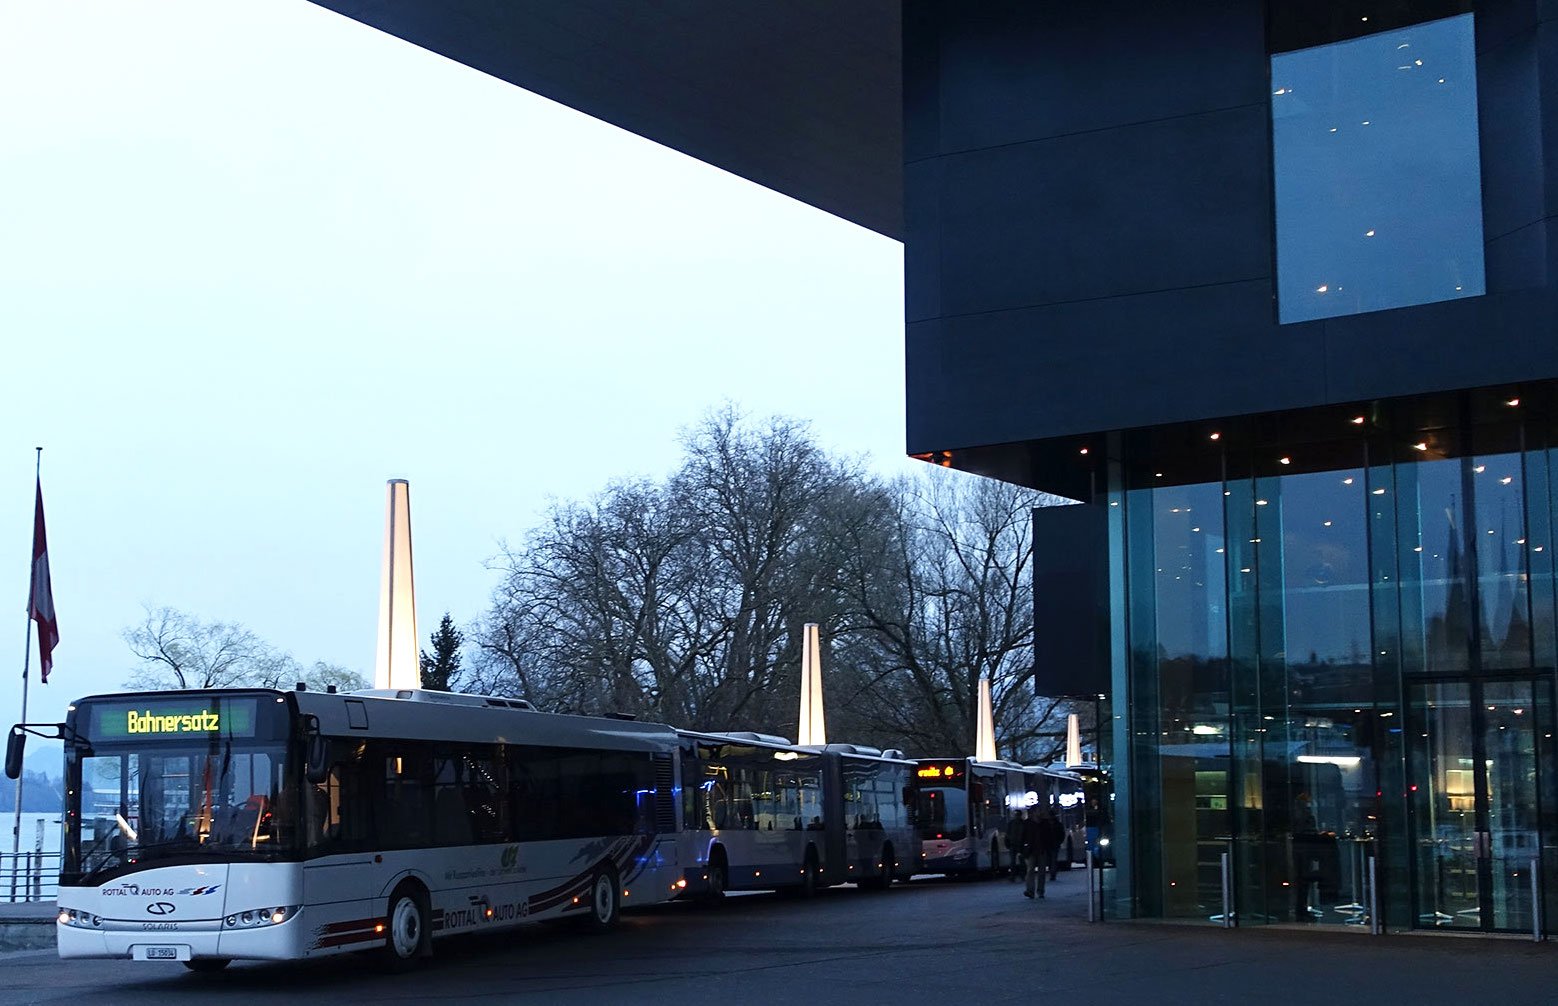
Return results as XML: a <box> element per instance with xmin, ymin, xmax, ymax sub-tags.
<box><xmin>65</xmin><ymin>695</ymin><xmax>297</xmax><ymax>885</ymax></box>
<box><xmin>915</xmin><ymin>787</ymin><xmax>968</xmax><ymax>841</ymax></box>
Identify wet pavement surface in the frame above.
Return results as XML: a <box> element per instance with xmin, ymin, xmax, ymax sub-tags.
<box><xmin>3</xmin><ymin>868</ymin><xmax>1554</xmax><ymax>1004</ymax></box>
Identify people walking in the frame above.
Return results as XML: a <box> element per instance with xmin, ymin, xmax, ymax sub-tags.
<box><xmin>1020</xmin><ymin>809</ymin><xmax>1046</xmax><ymax>899</ymax></box>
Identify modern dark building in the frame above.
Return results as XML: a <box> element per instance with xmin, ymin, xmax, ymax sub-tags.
<box><xmin>318</xmin><ymin>0</ymin><xmax>1558</xmax><ymax>937</ymax></box>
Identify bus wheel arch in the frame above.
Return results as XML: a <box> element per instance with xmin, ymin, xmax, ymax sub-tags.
<box><xmin>383</xmin><ymin>880</ymin><xmax>432</xmax><ymax>967</ymax></box>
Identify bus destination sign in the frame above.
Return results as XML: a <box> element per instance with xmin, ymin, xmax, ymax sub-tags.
<box><xmin>87</xmin><ymin>698</ymin><xmax>257</xmax><ymax>740</ymax></box>
<box><xmin>128</xmin><ymin>709</ymin><xmax>221</xmax><ymax>734</ymax></box>
<box><xmin>916</xmin><ymin>764</ymin><xmax>962</xmax><ymax>781</ymax></box>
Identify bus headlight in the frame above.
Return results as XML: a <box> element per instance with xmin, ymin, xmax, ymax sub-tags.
<box><xmin>225</xmin><ymin>905</ymin><xmax>299</xmax><ymax>928</ymax></box>
<box><xmin>1098</xmin><ymin>838</ymin><xmax>1111</xmax><ymax>847</ymax></box>
<box><xmin>58</xmin><ymin>908</ymin><xmax>101</xmax><ymax>929</ymax></box>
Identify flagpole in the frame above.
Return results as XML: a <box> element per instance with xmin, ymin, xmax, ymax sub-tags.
<box><xmin>12</xmin><ymin>448</ymin><xmax>40</xmax><ymax>865</ymax></box>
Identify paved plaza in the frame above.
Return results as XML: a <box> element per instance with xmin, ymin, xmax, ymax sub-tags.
<box><xmin>2</xmin><ymin>869</ymin><xmax>1553</xmax><ymax>1005</ymax></box>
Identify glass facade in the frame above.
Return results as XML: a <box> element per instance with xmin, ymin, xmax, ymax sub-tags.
<box><xmin>1109</xmin><ymin>398</ymin><xmax>1558</xmax><ymax>933</ymax></box>
<box><xmin>1271</xmin><ymin>13</ymin><xmax>1485</xmax><ymax>323</ymax></box>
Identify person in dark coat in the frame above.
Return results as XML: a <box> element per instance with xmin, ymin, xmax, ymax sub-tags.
<box><xmin>1020</xmin><ymin>810</ymin><xmax>1046</xmax><ymax>899</ymax></box>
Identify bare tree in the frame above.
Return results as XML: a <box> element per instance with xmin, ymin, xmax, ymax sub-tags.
<box><xmin>470</xmin><ymin>405</ymin><xmax>1078</xmax><ymax>763</ymax></box>
<box><xmin>475</xmin><ymin>407</ymin><xmax>869</xmax><ymax>736</ymax></box>
<box><xmin>301</xmin><ymin>661</ymin><xmax>369</xmax><ymax>693</ymax></box>
<box><xmin>123</xmin><ymin>606</ymin><xmax>367</xmax><ymax>692</ymax></box>
<box><xmin>124</xmin><ymin>607</ymin><xmax>288</xmax><ymax>689</ymax></box>
<box><xmin>833</xmin><ymin>470</ymin><xmax>1076</xmax><ymax>762</ymax></box>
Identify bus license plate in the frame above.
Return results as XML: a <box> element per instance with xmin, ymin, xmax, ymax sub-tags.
<box><xmin>135</xmin><ymin>945</ymin><xmax>189</xmax><ymax>961</ymax></box>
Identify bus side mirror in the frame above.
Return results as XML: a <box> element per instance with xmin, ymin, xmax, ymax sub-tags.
<box><xmin>4</xmin><ymin>728</ymin><xmax>24</xmax><ymax>781</ymax></box>
<box><xmin>303</xmin><ymin>717</ymin><xmax>328</xmax><ymax>785</ymax></box>
<box><xmin>306</xmin><ymin>734</ymin><xmax>328</xmax><ymax>785</ymax></box>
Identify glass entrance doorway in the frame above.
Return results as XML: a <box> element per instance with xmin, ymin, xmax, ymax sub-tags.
<box><xmin>1407</xmin><ymin>678</ymin><xmax>1550</xmax><ymax>931</ymax></box>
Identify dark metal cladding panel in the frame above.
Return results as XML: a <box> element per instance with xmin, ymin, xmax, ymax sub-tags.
<box><xmin>1032</xmin><ymin>503</ymin><xmax>1110</xmax><ymax>698</ymax></box>
<box><xmin>904</xmin><ymin>0</ymin><xmax>1558</xmax><ymax>477</ymax></box>
<box><xmin>308</xmin><ymin>0</ymin><xmax>903</xmax><ymax>238</ymax></box>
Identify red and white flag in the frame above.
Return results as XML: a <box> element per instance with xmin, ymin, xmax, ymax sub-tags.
<box><xmin>29</xmin><ymin>479</ymin><xmax>58</xmax><ymax>684</ymax></box>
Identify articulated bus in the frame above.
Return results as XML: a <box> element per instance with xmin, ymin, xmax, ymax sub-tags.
<box><xmin>912</xmin><ymin>758</ymin><xmax>1028</xmax><ymax>876</ymax></box>
<box><xmin>25</xmin><ymin>687</ymin><xmax>689</xmax><ymax>970</ymax></box>
<box><xmin>676</xmin><ymin>732</ymin><xmax>919</xmax><ymax>896</ymax></box>
<box><xmin>9</xmin><ymin>686</ymin><xmax>926</xmax><ymax>972</ymax></box>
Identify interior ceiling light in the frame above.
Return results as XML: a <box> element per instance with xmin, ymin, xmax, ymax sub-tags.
<box><xmin>1412</xmin><ymin>442</ymin><xmax>1428</xmax><ymax>451</ymax></box>
<box><xmin>1350</xmin><ymin>416</ymin><xmax>1365</xmax><ymax>425</ymax></box>
<box><xmin>1279</xmin><ymin>457</ymin><xmax>1291</xmax><ymax>465</ymax></box>
<box><xmin>1209</xmin><ymin>432</ymin><xmax>1221</xmax><ymax>441</ymax></box>
<box><xmin>1507</xmin><ymin>398</ymin><xmax>1520</xmax><ymax>407</ymax></box>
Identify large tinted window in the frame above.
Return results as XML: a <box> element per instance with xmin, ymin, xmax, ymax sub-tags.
<box><xmin>682</xmin><ymin>741</ymin><xmax>824</xmax><ymax>832</ymax></box>
<box><xmin>1271</xmin><ymin>13</ymin><xmax>1484</xmax><ymax>323</ymax></box>
<box><xmin>305</xmin><ymin>738</ymin><xmax>662</xmax><ymax>854</ymax></box>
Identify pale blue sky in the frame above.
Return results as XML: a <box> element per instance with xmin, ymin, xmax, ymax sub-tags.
<box><xmin>0</xmin><ymin>1</ymin><xmax>906</xmax><ymax>727</ymax></box>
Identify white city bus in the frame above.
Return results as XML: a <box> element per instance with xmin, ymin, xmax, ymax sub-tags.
<box><xmin>22</xmin><ymin>686</ymin><xmax>686</xmax><ymax>970</ymax></box>
<box><xmin>675</xmin><ymin>732</ymin><xmax>920</xmax><ymax>897</ymax></box>
<box><xmin>913</xmin><ymin>757</ymin><xmax>1028</xmax><ymax>876</ymax></box>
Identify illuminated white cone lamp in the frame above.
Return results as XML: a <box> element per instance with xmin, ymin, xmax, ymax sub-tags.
<box><xmin>1066</xmin><ymin>712</ymin><xmax>1083</xmax><ymax>767</ymax></box>
<box><xmin>373</xmin><ymin>479</ymin><xmax>421</xmax><ymax>690</ymax></box>
<box><xmin>974</xmin><ymin>676</ymin><xmax>997</xmax><ymax>762</ymax></box>
<box><xmin>797</xmin><ymin>622</ymin><xmax>827</xmax><ymax>745</ymax></box>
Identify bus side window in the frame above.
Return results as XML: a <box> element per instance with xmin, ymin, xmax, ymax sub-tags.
<box><xmin>432</xmin><ymin>750</ymin><xmax>474</xmax><ymax>847</ymax></box>
<box><xmin>376</xmin><ymin>744</ymin><xmax>433</xmax><ymax>850</ymax></box>
<box><xmin>309</xmin><ymin>740</ymin><xmax>370</xmax><ymax>855</ymax></box>
<box><xmin>680</xmin><ymin>743</ymin><xmax>700</xmax><ymax>831</ymax></box>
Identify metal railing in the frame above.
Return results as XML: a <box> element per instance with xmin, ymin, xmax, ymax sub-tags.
<box><xmin>2</xmin><ymin>851</ymin><xmax>60</xmax><ymax>903</ymax></box>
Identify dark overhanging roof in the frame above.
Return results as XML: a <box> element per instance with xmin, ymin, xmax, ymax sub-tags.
<box><xmin>309</xmin><ymin>1</ymin><xmax>903</xmax><ymax>240</ymax></box>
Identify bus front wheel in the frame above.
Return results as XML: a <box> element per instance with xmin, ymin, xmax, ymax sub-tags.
<box><xmin>384</xmin><ymin>882</ymin><xmax>430</xmax><ymax>967</ymax></box>
<box><xmin>586</xmin><ymin>866</ymin><xmax>621</xmax><ymax>931</ymax></box>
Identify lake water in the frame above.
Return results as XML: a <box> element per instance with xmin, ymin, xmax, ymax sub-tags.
<box><xmin>5</xmin><ymin>812</ymin><xmax>62</xmax><ymax>856</ymax></box>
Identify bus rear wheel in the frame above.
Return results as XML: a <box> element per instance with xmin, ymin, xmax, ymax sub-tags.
<box><xmin>704</xmin><ymin>850</ymin><xmax>728</xmax><ymax>902</ymax></box>
<box><xmin>183</xmin><ymin>958</ymin><xmax>230</xmax><ymax>973</ymax></box>
<box><xmin>799</xmin><ymin>849</ymin><xmax>820</xmax><ymax>898</ymax></box>
<box><xmin>860</xmin><ymin>844</ymin><xmax>894</xmax><ymax>890</ymax></box>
